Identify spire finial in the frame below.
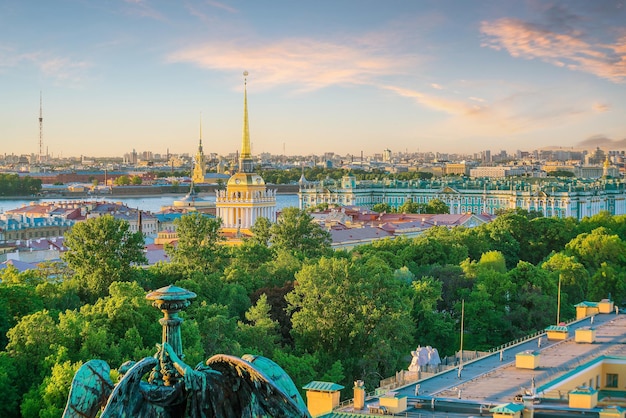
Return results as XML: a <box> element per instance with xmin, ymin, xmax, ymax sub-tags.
<box><xmin>240</xmin><ymin>71</ymin><xmax>252</xmax><ymax>171</ymax></box>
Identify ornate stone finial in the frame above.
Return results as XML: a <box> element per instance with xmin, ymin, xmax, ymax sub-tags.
<box><xmin>146</xmin><ymin>285</ymin><xmax>196</xmax><ymax>385</ymax></box>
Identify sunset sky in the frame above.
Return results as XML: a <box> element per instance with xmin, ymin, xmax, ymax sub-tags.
<box><xmin>1</xmin><ymin>0</ymin><xmax>625</xmax><ymax>158</ymax></box>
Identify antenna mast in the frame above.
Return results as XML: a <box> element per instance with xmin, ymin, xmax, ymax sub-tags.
<box><xmin>38</xmin><ymin>92</ymin><xmax>44</xmax><ymax>164</ymax></box>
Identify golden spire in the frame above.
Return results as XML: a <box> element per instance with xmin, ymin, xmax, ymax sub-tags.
<box><xmin>239</xmin><ymin>71</ymin><xmax>254</xmax><ymax>173</ymax></box>
<box><xmin>198</xmin><ymin>112</ymin><xmax>203</xmax><ymax>152</ymax></box>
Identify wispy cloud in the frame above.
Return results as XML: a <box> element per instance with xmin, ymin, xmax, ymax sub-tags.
<box><xmin>167</xmin><ymin>37</ymin><xmax>418</xmax><ymax>92</ymax></box>
<box><xmin>205</xmin><ymin>0</ymin><xmax>238</xmax><ymax>14</ymax></box>
<box><xmin>120</xmin><ymin>0</ymin><xmax>166</xmax><ymax>21</ymax></box>
<box><xmin>593</xmin><ymin>102</ymin><xmax>611</xmax><ymax>112</ymax></box>
<box><xmin>480</xmin><ymin>18</ymin><xmax>626</xmax><ymax>83</ymax></box>
<box><xmin>0</xmin><ymin>46</ymin><xmax>90</xmax><ymax>82</ymax></box>
<box><xmin>380</xmin><ymin>84</ymin><xmax>484</xmax><ymax>116</ymax></box>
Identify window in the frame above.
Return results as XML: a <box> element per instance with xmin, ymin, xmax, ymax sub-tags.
<box><xmin>606</xmin><ymin>373</ymin><xmax>618</xmax><ymax>388</ymax></box>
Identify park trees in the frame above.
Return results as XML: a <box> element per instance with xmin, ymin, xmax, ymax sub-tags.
<box><xmin>287</xmin><ymin>255</ymin><xmax>414</xmax><ymax>387</ymax></box>
<box><xmin>270</xmin><ymin>207</ymin><xmax>331</xmax><ymax>259</ymax></box>
<box><xmin>165</xmin><ymin>212</ymin><xmax>225</xmax><ymax>272</ymax></box>
<box><xmin>62</xmin><ymin>215</ymin><xmax>146</xmax><ymax>299</ymax></box>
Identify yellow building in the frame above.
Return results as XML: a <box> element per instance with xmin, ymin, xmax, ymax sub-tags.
<box><xmin>569</xmin><ymin>386</ymin><xmax>598</xmax><ymax>409</ymax></box>
<box><xmin>575</xmin><ymin>327</ymin><xmax>597</xmax><ymax>343</ymax></box>
<box><xmin>215</xmin><ymin>72</ymin><xmax>276</xmax><ymax>234</ymax></box>
<box><xmin>576</xmin><ymin>301</ymin><xmax>600</xmax><ymax>319</ymax></box>
<box><xmin>546</xmin><ymin>325</ymin><xmax>569</xmax><ymax>341</ymax></box>
<box><xmin>516</xmin><ymin>351</ymin><xmax>540</xmax><ymax>370</ymax></box>
<box><xmin>378</xmin><ymin>392</ymin><xmax>408</xmax><ymax>414</ymax></box>
<box><xmin>303</xmin><ymin>381</ymin><xmax>344</xmax><ymax>417</ymax></box>
<box><xmin>599</xmin><ymin>298</ymin><xmax>615</xmax><ymax>314</ymax></box>
<box><xmin>539</xmin><ymin>355</ymin><xmax>626</xmax><ymax>406</ymax></box>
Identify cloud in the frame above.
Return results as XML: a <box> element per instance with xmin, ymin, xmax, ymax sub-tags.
<box><xmin>480</xmin><ymin>18</ymin><xmax>626</xmax><ymax>83</ymax></box>
<box><xmin>0</xmin><ymin>47</ymin><xmax>90</xmax><ymax>82</ymax></box>
<box><xmin>593</xmin><ymin>102</ymin><xmax>610</xmax><ymax>112</ymax></box>
<box><xmin>380</xmin><ymin>84</ymin><xmax>485</xmax><ymax>116</ymax></box>
<box><xmin>120</xmin><ymin>0</ymin><xmax>166</xmax><ymax>21</ymax></box>
<box><xmin>577</xmin><ymin>135</ymin><xmax>626</xmax><ymax>149</ymax></box>
<box><xmin>205</xmin><ymin>0</ymin><xmax>238</xmax><ymax>14</ymax></box>
<box><xmin>167</xmin><ymin>37</ymin><xmax>418</xmax><ymax>92</ymax></box>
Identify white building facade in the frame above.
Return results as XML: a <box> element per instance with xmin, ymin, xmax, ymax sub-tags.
<box><xmin>299</xmin><ymin>176</ymin><xmax>626</xmax><ymax>220</ymax></box>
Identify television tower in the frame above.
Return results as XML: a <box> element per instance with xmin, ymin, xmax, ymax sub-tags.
<box><xmin>38</xmin><ymin>92</ymin><xmax>44</xmax><ymax>164</ymax></box>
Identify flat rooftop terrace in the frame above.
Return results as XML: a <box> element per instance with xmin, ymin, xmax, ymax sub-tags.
<box><xmin>331</xmin><ymin>312</ymin><xmax>626</xmax><ymax>417</ymax></box>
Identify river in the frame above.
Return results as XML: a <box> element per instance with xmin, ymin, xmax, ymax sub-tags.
<box><xmin>0</xmin><ymin>194</ymin><xmax>300</xmax><ymax>214</ymax></box>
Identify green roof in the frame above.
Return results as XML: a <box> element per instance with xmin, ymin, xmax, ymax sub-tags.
<box><xmin>490</xmin><ymin>403</ymin><xmax>525</xmax><ymax>413</ymax></box>
<box><xmin>570</xmin><ymin>386</ymin><xmax>597</xmax><ymax>394</ymax></box>
<box><xmin>303</xmin><ymin>381</ymin><xmax>345</xmax><ymax>392</ymax></box>
<box><xmin>545</xmin><ymin>325</ymin><xmax>569</xmax><ymax>332</ymax></box>
<box><xmin>575</xmin><ymin>301</ymin><xmax>598</xmax><ymax>307</ymax></box>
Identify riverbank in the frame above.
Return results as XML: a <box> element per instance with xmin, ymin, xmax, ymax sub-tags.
<box><xmin>0</xmin><ymin>184</ymin><xmax>300</xmax><ymax>200</ymax></box>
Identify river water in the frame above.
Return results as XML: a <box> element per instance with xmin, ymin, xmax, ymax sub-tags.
<box><xmin>0</xmin><ymin>194</ymin><xmax>300</xmax><ymax>214</ymax></box>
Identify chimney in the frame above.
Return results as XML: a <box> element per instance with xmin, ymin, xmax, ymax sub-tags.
<box><xmin>353</xmin><ymin>380</ymin><xmax>365</xmax><ymax>410</ymax></box>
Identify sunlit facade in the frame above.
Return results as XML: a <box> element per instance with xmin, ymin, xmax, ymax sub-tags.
<box><xmin>299</xmin><ymin>175</ymin><xmax>626</xmax><ymax>220</ymax></box>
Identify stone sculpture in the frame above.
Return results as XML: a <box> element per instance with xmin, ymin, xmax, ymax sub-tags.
<box><xmin>63</xmin><ymin>285</ymin><xmax>310</xmax><ymax>418</ymax></box>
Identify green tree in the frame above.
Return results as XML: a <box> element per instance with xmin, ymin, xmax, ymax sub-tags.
<box><xmin>542</xmin><ymin>252</ymin><xmax>590</xmax><ymax>306</ymax></box>
<box><xmin>130</xmin><ymin>175</ymin><xmax>142</xmax><ymax>185</ymax></box>
<box><xmin>6</xmin><ymin>310</ymin><xmax>59</xmax><ymax>397</ymax></box>
<box><xmin>526</xmin><ymin>217</ymin><xmax>578</xmax><ymax>265</ymax></box>
<box><xmin>21</xmin><ymin>360</ymin><xmax>80</xmax><ymax>418</ymax></box>
<box><xmin>565</xmin><ymin>227</ymin><xmax>626</xmax><ymax>272</ymax></box>
<box><xmin>165</xmin><ymin>213</ymin><xmax>225</xmax><ymax>272</ymax></box>
<box><xmin>507</xmin><ymin>261</ymin><xmax>557</xmax><ymax>334</ymax></box>
<box><xmin>372</xmin><ymin>202</ymin><xmax>393</xmax><ymax>213</ymax></box>
<box><xmin>0</xmin><ymin>353</ymin><xmax>19</xmax><ymax>417</ymax></box>
<box><xmin>397</xmin><ymin>199</ymin><xmax>421</xmax><ymax>214</ymax></box>
<box><xmin>0</xmin><ymin>285</ymin><xmax>44</xmax><ymax>349</ymax></box>
<box><xmin>237</xmin><ymin>294</ymin><xmax>280</xmax><ymax>356</ymax></box>
<box><xmin>411</xmin><ymin>277</ymin><xmax>456</xmax><ymax>355</ymax></box>
<box><xmin>287</xmin><ymin>255</ymin><xmax>414</xmax><ymax>386</ymax></box>
<box><xmin>425</xmin><ymin>198</ymin><xmax>449</xmax><ymax>214</ymax></box>
<box><xmin>62</xmin><ymin>215</ymin><xmax>146</xmax><ymax>298</ymax></box>
<box><xmin>114</xmin><ymin>175</ymin><xmax>130</xmax><ymax>186</ymax></box>
<box><xmin>249</xmin><ymin>216</ymin><xmax>272</xmax><ymax>247</ymax></box>
<box><xmin>270</xmin><ymin>207</ymin><xmax>331</xmax><ymax>259</ymax></box>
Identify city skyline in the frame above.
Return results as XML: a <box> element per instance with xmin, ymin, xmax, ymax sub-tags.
<box><xmin>1</xmin><ymin>1</ymin><xmax>625</xmax><ymax>158</ymax></box>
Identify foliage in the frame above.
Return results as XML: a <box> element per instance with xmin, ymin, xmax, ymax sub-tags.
<box><xmin>62</xmin><ymin>215</ymin><xmax>146</xmax><ymax>299</ymax></box>
<box><xmin>270</xmin><ymin>207</ymin><xmax>331</xmax><ymax>259</ymax></box>
<box><xmin>287</xmin><ymin>255</ymin><xmax>414</xmax><ymax>387</ymax></box>
<box><xmin>8</xmin><ymin>197</ymin><xmax>626</xmax><ymax>415</ymax></box>
<box><xmin>165</xmin><ymin>212</ymin><xmax>225</xmax><ymax>272</ymax></box>
<box><xmin>0</xmin><ymin>174</ymin><xmax>42</xmax><ymax>196</ymax></box>
<box><xmin>114</xmin><ymin>175</ymin><xmax>131</xmax><ymax>185</ymax></box>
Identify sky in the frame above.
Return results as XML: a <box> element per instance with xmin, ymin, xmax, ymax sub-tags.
<box><xmin>1</xmin><ymin>0</ymin><xmax>625</xmax><ymax>159</ymax></box>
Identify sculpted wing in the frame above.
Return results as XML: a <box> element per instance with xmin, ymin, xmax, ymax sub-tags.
<box><xmin>201</xmin><ymin>354</ymin><xmax>311</xmax><ymax>418</ymax></box>
<box><xmin>62</xmin><ymin>360</ymin><xmax>113</xmax><ymax>418</ymax></box>
<box><xmin>100</xmin><ymin>357</ymin><xmax>159</xmax><ymax>418</ymax></box>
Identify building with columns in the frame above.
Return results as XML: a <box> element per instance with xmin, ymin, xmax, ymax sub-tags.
<box><xmin>299</xmin><ymin>175</ymin><xmax>626</xmax><ymax>220</ymax></box>
<box><xmin>216</xmin><ymin>72</ymin><xmax>276</xmax><ymax>233</ymax></box>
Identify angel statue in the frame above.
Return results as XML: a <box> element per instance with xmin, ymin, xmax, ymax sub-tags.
<box><xmin>63</xmin><ymin>285</ymin><xmax>311</xmax><ymax>418</ymax></box>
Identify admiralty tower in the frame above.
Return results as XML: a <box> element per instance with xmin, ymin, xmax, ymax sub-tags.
<box><xmin>215</xmin><ymin>72</ymin><xmax>277</xmax><ymax>234</ymax></box>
